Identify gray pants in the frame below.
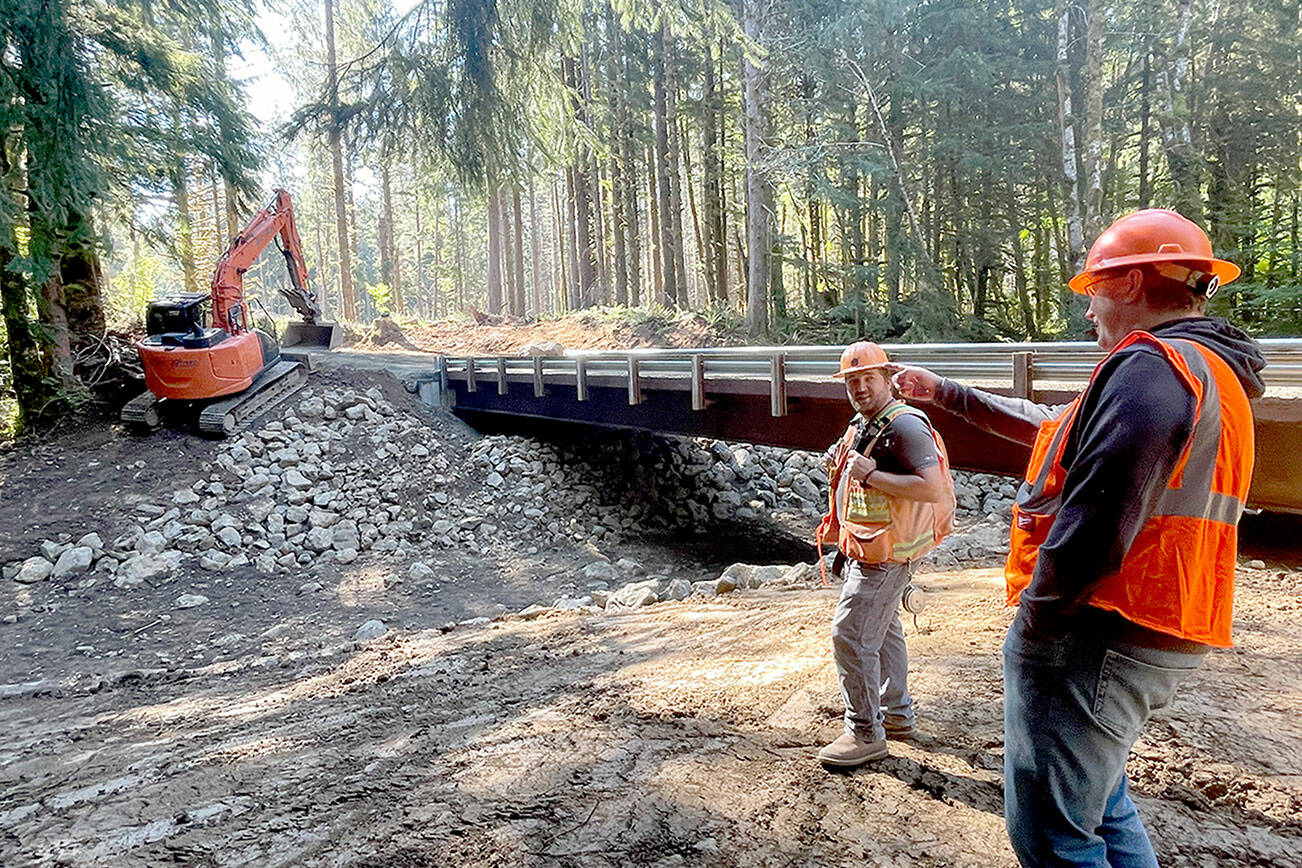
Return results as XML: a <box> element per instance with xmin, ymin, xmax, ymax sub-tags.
<box><xmin>831</xmin><ymin>560</ymin><xmax>915</xmax><ymax>742</ymax></box>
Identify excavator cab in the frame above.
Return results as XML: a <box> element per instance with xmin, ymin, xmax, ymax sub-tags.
<box><xmin>143</xmin><ymin>294</ymin><xmax>227</xmax><ymax>349</ymax></box>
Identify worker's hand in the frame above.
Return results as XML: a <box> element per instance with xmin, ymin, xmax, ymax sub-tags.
<box><xmin>890</xmin><ymin>364</ymin><xmax>942</xmax><ymax>402</ymax></box>
<box><xmin>846</xmin><ymin>451</ymin><xmax>877</xmax><ymax>483</ymax></box>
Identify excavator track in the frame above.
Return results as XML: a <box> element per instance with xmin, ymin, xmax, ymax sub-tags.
<box><xmin>120</xmin><ymin>390</ymin><xmax>164</xmax><ymax>431</ymax></box>
<box><xmin>198</xmin><ymin>360</ymin><xmax>307</xmax><ymax>437</ymax></box>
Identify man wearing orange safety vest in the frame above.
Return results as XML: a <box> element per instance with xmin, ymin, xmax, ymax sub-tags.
<box><xmin>815</xmin><ymin>341</ymin><xmax>956</xmax><ymax>768</ymax></box>
<box><xmin>893</xmin><ymin>210</ymin><xmax>1265</xmax><ymax>866</ymax></box>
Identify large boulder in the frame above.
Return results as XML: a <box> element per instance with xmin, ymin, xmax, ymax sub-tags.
<box><xmin>135</xmin><ymin>531</ymin><xmax>168</xmax><ymax>555</ymax></box>
<box><xmin>354</xmin><ymin>619</ymin><xmax>388</xmax><ymax>642</ymax></box>
<box><xmin>580</xmin><ymin>561</ymin><xmax>617</xmax><ymax>584</ymax></box>
<box><xmin>305</xmin><ymin>527</ymin><xmax>335</xmax><ymax>552</ymax></box>
<box><xmin>662</xmin><ymin>578</ymin><xmax>693</xmax><ymax>601</ymax></box>
<box><xmin>39</xmin><ymin>540</ymin><xmax>68</xmax><ymax>562</ymax></box>
<box><xmin>52</xmin><ymin>546</ymin><xmax>94</xmax><ymax>579</ymax></box>
<box><xmin>116</xmin><ymin>553</ymin><xmax>173</xmax><ymax>587</ymax></box>
<box><xmin>15</xmin><ymin>556</ymin><xmax>53</xmax><ymax>584</ymax></box>
<box><xmin>606</xmin><ymin>580</ymin><xmax>661</xmax><ymax>611</ymax></box>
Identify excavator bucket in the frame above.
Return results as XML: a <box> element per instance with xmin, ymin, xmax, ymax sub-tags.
<box><xmin>281</xmin><ymin>320</ymin><xmax>343</xmax><ymax>351</ymax></box>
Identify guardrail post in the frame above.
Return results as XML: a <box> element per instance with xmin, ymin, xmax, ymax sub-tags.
<box><xmin>575</xmin><ymin>358</ymin><xmax>588</xmax><ymax>401</ymax></box>
<box><xmin>628</xmin><ymin>357</ymin><xmax>642</xmax><ymax>405</ymax></box>
<box><xmin>497</xmin><ymin>357</ymin><xmax>508</xmax><ymax>394</ymax></box>
<box><xmin>533</xmin><ymin>357</ymin><xmax>545</xmax><ymax>397</ymax></box>
<box><xmin>770</xmin><ymin>353</ymin><xmax>788</xmax><ymax>417</ymax></box>
<box><xmin>1013</xmin><ymin>352</ymin><xmax>1033</xmax><ymax>399</ymax></box>
<box><xmin>438</xmin><ymin>356</ymin><xmax>449</xmax><ymax>393</ymax></box>
<box><xmin>466</xmin><ymin>357</ymin><xmax>477</xmax><ymax>392</ymax></box>
<box><xmin>691</xmin><ymin>354</ymin><xmax>706</xmax><ymax>411</ymax></box>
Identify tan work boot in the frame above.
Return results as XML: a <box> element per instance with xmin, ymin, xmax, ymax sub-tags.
<box><xmin>818</xmin><ymin>732</ymin><xmax>888</xmax><ymax>767</ymax></box>
<box><xmin>883</xmin><ymin>718</ymin><xmax>916</xmax><ymax>741</ymax></box>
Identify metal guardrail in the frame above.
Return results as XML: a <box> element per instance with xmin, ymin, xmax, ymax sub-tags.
<box><xmin>439</xmin><ymin>339</ymin><xmax>1302</xmax><ymax>397</ymax></box>
<box><xmin>434</xmin><ymin>339</ymin><xmax>1302</xmax><ymax>512</ymax></box>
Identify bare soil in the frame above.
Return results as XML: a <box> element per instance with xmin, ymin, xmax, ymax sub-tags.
<box><xmin>1</xmin><ymin>368</ymin><xmax>1300</xmax><ymax>867</ymax></box>
<box><xmin>351</xmin><ymin>312</ymin><xmax>743</xmax><ymax>356</ymax></box>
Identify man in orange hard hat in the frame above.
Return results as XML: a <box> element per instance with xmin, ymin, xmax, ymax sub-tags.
<box><xmin>815</xmin><ymin>340</ymin><xmax>956</xmax><ymax>767</ymax></box>
<box><xmin>893</xmin><ymin>209</ymin><xmax>1265</xmax><ymax>865</ymax></box>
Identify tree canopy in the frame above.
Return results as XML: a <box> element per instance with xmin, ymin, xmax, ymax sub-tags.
<box><xmin>2</xmin><ymin>0</ymin><xmax>1300</xmax><ymax>432</ymax></box>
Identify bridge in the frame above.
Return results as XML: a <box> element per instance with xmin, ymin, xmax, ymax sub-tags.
<box><xmin>305</xmin><ymin>340</ymin><xmax>1302</xmax><ymax>514</ymax></box>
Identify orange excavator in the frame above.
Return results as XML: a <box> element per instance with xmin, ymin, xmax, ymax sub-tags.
<box><xmin>122</xmin><ymin>189</ymin><xmax>341</xmax><ymax>436</ymax></box>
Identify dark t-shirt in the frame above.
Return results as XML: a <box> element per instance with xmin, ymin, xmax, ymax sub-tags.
<box><xmin>865</xmin><ymin>411</ymin><xmax>940</xmax><ymax>476</ymax></box>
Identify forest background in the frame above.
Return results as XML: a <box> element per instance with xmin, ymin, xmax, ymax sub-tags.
<box><xmin>1</xmin><ymin>0</ymin><xmax>1300</xmax><ymax>434</ymax></box>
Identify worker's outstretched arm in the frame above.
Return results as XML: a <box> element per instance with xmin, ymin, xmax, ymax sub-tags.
<box><xmin>892</xmin><ymin>365</ymin><xmax>1066</xmax><ymax>446</ymax></box>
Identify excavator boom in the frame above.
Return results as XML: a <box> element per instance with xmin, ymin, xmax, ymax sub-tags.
<box><xmin>211</xmin><ymin>189</ymin><xmax>339</xmax><ymax>348</ymax></box>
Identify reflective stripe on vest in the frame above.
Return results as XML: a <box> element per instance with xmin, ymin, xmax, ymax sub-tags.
<box><xmin>1004</xmin><ymin>331</ymin><xmax>1255</xmax><ymax>647</ymax></box>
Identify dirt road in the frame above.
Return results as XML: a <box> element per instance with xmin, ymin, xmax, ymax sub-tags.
<box><xmin>3</xmin><ymin>562</ymin><xmax>1299</xmax><ymax>867</ymax></box>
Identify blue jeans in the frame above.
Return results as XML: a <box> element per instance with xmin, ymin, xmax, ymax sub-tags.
<box><xmin>1002</xmin><ymin>615</ymin><xmax>1204</xmax><ymax>867</ymax></box>
<box><xmin>832</xmin><ymin>560</ymin><xmax>915</xmax><ymax>742</ymax></box>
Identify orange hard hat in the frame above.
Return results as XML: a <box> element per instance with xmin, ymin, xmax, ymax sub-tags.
<box><xmin>833</xmin><ymin>341</ymin><xmax>891</xmax><ymax>379</ymax></box>
<box><xmin>1069</xmin><ymin>209</ymin><xmax>1240</xmax><ymax>294</ymax></box>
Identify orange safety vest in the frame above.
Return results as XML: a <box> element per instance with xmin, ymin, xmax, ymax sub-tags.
<box><xmin>817</xmin><ymin>402</ymin><xmax>956</xmax><ymax>578</ymax></box>
<box><xmin>1006</xmin><ymin>331</ymin><xmax>1255</xmax><ymax>647</ymax></box>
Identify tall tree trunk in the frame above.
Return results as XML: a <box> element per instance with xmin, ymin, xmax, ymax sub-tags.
<box><xmin>883</xmin><ymin>90</ymin><xmax>906</xmax><ymax>319</ymax></box>
<box><xmin>1055</xmin><ymin>2</ymin><xmax>1086</xmax><ymax>269</ymax></box>
<box><xmin>565</xmin><ymin>166</ymin><xmax>581</xmax><ymax>310</ymax></box>
<box><xmin>454</xmin><ymin>196</ymin><xmax>467</xmax><ymax>311</ymax></box>
<box><xmin>593</xmin><ymin>159</ymin><xmax>610</xmax><ymax>303</ymax></box>
<box><xmin>431</xmin><ymin>198</ymin><xmax>444</xmax><ymax>318</ymax></box>
<box><xmin>501</xmin><ymin>186</ymin><xmax>518</xmax><ymax>315</ymax></box>
<box><xmin>58</xmin><ymin>208</ymin><xmax>106</xmax><ymax>347</ymax></box>
<box><xmin>512</xmin><ymin>186</ymin><xmax>526</xmax><ymax>315</ymax></box>
<box><xmin>415</xmin><ymin>195</ymin><xmax>426</xmax><ymax>317</ymax></box>
<box><xmin>1082</xmin><ymin>0</ymin><xmax>1105</xmax><ymax>243</ymax></box>
<box><xmin>1</xmin><ymin>243</ymin><xmax>48</xmax><ymax>428</ymax></box>
<box><xmin>652</xmin><ymin>27</ymin><xmax>679</xmax><ymax>307</ymax></box>
<box><xmin>528</xmin><ymin>174</ymin><xmax>542</xmax><ymax>316</ymax></box>
<box><xmin>343</xmin><ymin>133</ymin><xmax>362</xmax><ymax>317</ymax></box>
<box><xmin>606</xmin><ymin>6</ymin><xmax>629</xmax><ymax>307</ymax></box>
<box><xmin>325</xmin><ymin>0</ymin><xmax>354</xmax><ymax>321</ymax></box>
<box><xmin>611</xmin><ymin>157</ymin><xmax>629</xmax><ymax>306</ymax></box>
<box><xmin>620</xmin><ymin>48</ymin><xmax>642</xmax><ymax>307</ymax></box>
<box><xmin>391</xmin><ymin>166</ymin><xmax>407</xmax><ymax>313</ymax></box>
<box><xmin>379</xmin><ymin>163</ymin><xmax>396</xmax><ymax>309</ymax></box>
<box><xmin>702</xmin><ymin>41</ymin><xmax>726</xmax><ymax>303</ymax></box>
<box><xmin>486</xmin><ymin>187</ymin><xmax>504</xmax><ymax>314</ymax></box>
<box><xmin>1010</xmin><ymin>208</ymin><xmax>1037</xmax><ymax>338</ymax></box>
<box><xmin>208</xmin><ymin>27</ymin><xmax>241</xmax><ymax>240</ymax></box>
<box><xmin>680</xmin><ymin>115</ymin><xmax>705</xmax><ymax>305</ymax></box>
<box><xmin>209</xmin><ymin>162</ymin><xmax>224</xmax><ymax>251</ymax></box>
<box><xmin>664</xmin><ymin>27</ymin><xmax>688</xmax><ymax>306</ymax></box>
<box><xmin>314</xmin><ymin>208</ymin><xmax>327</xmax><ymax>314</ymax></box>
<box><xmin>1155</xmin><ymin>0</ymin><xmax>1200</xmax><ymax>220</ymax></box>
<box><xmin>742</xmin><ymin>0</ymin><xmax>773</xmax><ymax>335</ymax></box>
<box><xmin>552</xmin><ymin>175</ymin><xmax>566</xmax><ymax>313</ymax></box>
<box><xmin>647</xmin><ymin>142</ymin><xmax>663</xmax><ymax>306</ymax></box>
<box><xmin>1137</xmin><ymin>49</ymin><xmax>1153</xmax><ymax>209</ymax></box>
<box><xmin>171</xmin><ymin>152</ymin><xmax>199</xmax><ymax>295</ymax></box>
<box><xmin>562</xmin><ymin>56</ymin><xmax>597</xmax><ymax>308</ymax></box>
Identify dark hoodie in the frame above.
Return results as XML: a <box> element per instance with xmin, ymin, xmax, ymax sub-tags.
<box><xmin>934</xmin><ymin>317</ymin><xmax>1266</xmax><ymax>644</ymax></box>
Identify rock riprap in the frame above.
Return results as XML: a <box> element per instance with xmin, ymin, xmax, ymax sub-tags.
<box><xmin>5</xmin><ymin>381</ymin><xmax>1027</xmax><ymax>588</ymax></box>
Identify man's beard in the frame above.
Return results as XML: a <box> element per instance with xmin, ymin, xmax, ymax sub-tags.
<box><xmin>851</xmin><ymin>394</ymin><xmax>879</xmax><ymax>416</ymax></box>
